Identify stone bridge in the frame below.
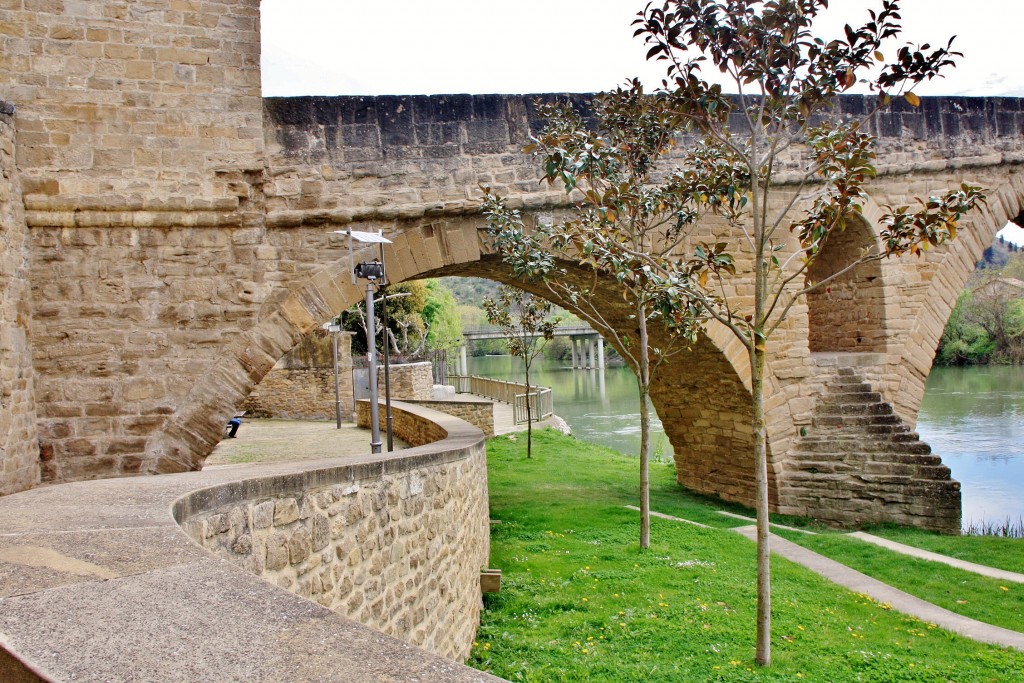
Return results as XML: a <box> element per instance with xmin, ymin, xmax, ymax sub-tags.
<box><xmin>2</xmin><ymin>1</ymin><xmax>1024</xmax><ymax>533</ymax></box>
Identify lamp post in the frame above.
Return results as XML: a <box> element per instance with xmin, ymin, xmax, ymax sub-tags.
<box><xmin>322</xmin><ymin>320</ymin><xmax>343</xmax><ymax>429</ymax></box>
<box><xmin>340</xmin><ymin>229</ymin><xmax>393</xmax><ymax>455</ymax></box>
<box><xmin>374</xmin><ymin>289</ymin><xmax>410</xmax><ymax>452</ymax></box>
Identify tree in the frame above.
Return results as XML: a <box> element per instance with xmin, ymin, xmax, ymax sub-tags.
<box><xmin>485</xmin><ymin>0</ymin><xmax>986</xmax><ymax>666</ymax></box>
<box><xmin>482</xmin><ymin>88</ymin><xmax>708</xmax><ymax>551</ymax></box>
<box><xmin>423</xmin><ymin>280</ymin><xmax>464</xmax><ymax>352</ymax></box>
<box><xmin>482</xmin><ymin>287</ymin><xmax>559</xmax><ymax>458</ymax></box>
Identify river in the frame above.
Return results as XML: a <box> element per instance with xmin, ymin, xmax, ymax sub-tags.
<box><xmin>467</xmin><ymin>356</ymin><xmax>1024</xmax><ymax>526</ymax></box>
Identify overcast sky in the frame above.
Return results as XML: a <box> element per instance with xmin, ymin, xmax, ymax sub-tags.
<box><xmin>260</xmin><ymin>1</ymin><xmax>1024</xmax><ymax>98</ymax></box>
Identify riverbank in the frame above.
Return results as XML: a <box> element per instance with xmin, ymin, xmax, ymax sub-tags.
<box><xmin>472</xmin><ymin>429</ymin><xmax>1024</xmax><ymax>681</ymax></box>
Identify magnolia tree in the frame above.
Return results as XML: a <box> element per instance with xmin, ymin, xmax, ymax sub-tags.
<box><xmin>482</xmin><ymin>88</ymin><xmax>708</xmax><ymax>550</ymax></box>
<box><xmin>483</xmin><ymin>286</ymin><xmax>559</xmax><ymax>458</ymax></box>
<box><xmin>483</xmin><ymin>0</ymin><xmax>986</xmax><ymax>666</ymax></box>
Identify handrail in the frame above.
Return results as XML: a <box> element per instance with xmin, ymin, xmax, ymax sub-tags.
<box><xmin>451</xmin><ymin>375</ymin><xmax>554</xmax><ymax>424</ymax></box>
<box><xmin>513</xmin><ymin>389</ymin><xmax>553</xmax><ymax>424</ymax></box>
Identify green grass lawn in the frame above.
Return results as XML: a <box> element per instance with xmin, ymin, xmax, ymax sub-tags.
<box><xmin>470</xmin><ymin>429</ymin><xmax>1024</xmax><ymax>682</ymax></box>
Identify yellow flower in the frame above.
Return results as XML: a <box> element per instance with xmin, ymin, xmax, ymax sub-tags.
<box><xmin>1001</xmin><ymin>586</ymin><xmax>1010</xmax><ymax>591</ymax></box>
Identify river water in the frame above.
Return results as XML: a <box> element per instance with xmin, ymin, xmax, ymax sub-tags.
<box><xmin>468</xmin><ymin>356</ymin><xmax>1024</xmax><ymax>525</ymax></box>
<box><xmin>916</xmin><ymin>366</ymin><xmax>1024</xmax><ymax>526</ymax></box>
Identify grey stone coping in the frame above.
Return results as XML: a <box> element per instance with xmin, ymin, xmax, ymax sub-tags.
<box><xmin>0</xmin><ymin>402</ymin><xmax>504</xmax><ymax>682</ymax></box>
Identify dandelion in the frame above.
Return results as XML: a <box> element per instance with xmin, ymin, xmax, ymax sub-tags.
<box><xmin>1001</xmin><ymin>586</ymin><xmax>1010</xmax><ymax>592</ymax></box>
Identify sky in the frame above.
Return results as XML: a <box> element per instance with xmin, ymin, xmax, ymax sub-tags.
<box><xmin>260</xmin><ymin>1</ymin><xmax>1024</xmax><ymax>98</ymax></box>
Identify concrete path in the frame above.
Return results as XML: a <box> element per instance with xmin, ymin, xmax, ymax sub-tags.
<box><xmin>624</xmin><ymin>505</ymin><xmax>711</xmax><ymax>528</ymax></box>
<box><xmin>731</xmin><ymin>525</ymin><xmax>1024</xmax><ymax>651</ymax></box>
<box><xmin>491</xmin><ymin>401</ymin><xmax>571</xmax><ymax>436</ymax></box>
<box><xmin>847</xmin><ymin>531</ymin><xmax>1024</xmax><ymax>584</ymax></box>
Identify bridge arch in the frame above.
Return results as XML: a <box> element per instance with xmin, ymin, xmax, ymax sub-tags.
<box><xmin>147</xmin><ymin>216</ymin><xmax>768</xmax><ymax>506</ymax></box>
<box><xmin>878</xmin><ymin>168</ymin><xmax>1024</xmax><ymax>426</ymax></box>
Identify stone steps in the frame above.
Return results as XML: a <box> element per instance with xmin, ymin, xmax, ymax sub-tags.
<box><xmin>787</xmin><ymin>362</ymin><xmax>959</xmax><ymax>529</ymax></box>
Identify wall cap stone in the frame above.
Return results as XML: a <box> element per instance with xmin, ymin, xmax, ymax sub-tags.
<box><xmin>0</xmin><ymin>404</ymin><xmax>501</xmax><ymax>683</ymax></box>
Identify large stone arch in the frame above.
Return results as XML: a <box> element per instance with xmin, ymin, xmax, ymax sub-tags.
<box><xmin>146</xmin><ymin>215</ymin><xmax>771</xmax><ymax>505</ymax></box>
<box><xmin>860</xmin><ymin>168</ymin><xmax>1024</xmax><ymax>427</ymax></box>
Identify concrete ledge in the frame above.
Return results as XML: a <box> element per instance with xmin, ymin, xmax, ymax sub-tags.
<box><xmin>0</xmin><ymin>403</ymin><xmax>502</xmax><ymax>682</ymax></box>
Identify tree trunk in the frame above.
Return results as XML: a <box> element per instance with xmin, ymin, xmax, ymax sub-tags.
<box><xmin>525</xmin><ymin>360</ymin><xmax>533</xmax><ymax>459</ymax></box>
<box><xmin>638</xmin><ymin>311</ymin><xmax>651</xmax><ymax>550</ymax></box>
<box><xmin>751</xmin><ymin>343</ymin><xmax>771</xmax><ymax>667</ymax></box>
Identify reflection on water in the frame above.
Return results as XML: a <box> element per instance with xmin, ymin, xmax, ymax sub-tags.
<box><xmin>466</xmin><ymin>356</ymin><xmax>673</xmax><ymax>459</ymax></box>
<box><xmin>916</xmin><ymin>366</ymin><xmax>1024</xmax><ymax>524</ymax></box>
<box><xmin>470</xmin><ymin>357</ymin><xmax>1024</xmax><ymax>524</ymax></box>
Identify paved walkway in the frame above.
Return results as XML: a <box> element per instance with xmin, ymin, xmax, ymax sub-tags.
<box><xmin>490</xmin><ymin>401</ymin><xmax>570</xmax><ymax>436</ymax></box>
<box><xmin>848</xmin><ymin>531</ymin><xmax>1024</xmax><ymax>584</ymax></box>
<box><xmin>633</xmin><ymin>505</ymin><xmax>1024</xmax><ymax>651</ymax></box>
<box><xmin>731</xmin><ymin>526</ymin><xmax>1024</xmax><ymax>651</ymax></box>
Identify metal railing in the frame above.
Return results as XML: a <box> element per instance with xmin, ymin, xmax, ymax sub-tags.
<box><xmin>450</xmin><ymin>375</ymin><xmax>554</xmax><ymax>424</ymax></box>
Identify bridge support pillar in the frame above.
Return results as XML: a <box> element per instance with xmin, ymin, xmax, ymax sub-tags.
<box><xmin>459</xmin><ymin>345</ymin><xmax>467</xmax><ymax>377</ymax></box>
<box><xmin>597</xmin><ymin>337</ymin><xmax>605</xmax><ymax>369</ymax></box>
<box><xmin>570</xmin><ymin>338</ymin><xmax>578</xmax><ymax>369</ymax></box>
<box><xmin>587</xmin><ymin>338</ymin><xmax>595</xmax><ymax>369</ymax></box>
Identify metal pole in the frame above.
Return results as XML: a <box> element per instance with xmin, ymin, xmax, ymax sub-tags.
<box><xmin>365</xmin><ymin>282</ymin><xmax>382</xmax><ymax>454</ymax></box>
<box><xmin>332</xmin><ymin>328</ymin><xmax>342</xmax><ymax>428</ymax></box>
<box><xmin>380</xmin><ymin>284</ymin><xmax>394</xmax><ymax>452</ymax></box>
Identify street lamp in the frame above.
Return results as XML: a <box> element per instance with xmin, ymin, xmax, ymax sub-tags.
<box><xmin>321</xmin><ymin>320</ymin><xmax>343</xmax><ymax>429</ymax></box>
<box><xmin>338</xmin><ymin>229</ymin><xmax>393</xmax><ymax>455</ymax></box>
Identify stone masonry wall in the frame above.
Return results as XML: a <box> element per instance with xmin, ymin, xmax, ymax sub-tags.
<box><xmin>242</xmin><ymin>366</ymin><xmax>352</xmax><ymax>420</ymax></box>
<box><xmin>377</xmin><ymin>361</ymin><xmax>434</xmax><ymax>401</ymax></box>
<box><xmin>179</xmin><ymin>421</ymin><xmax>490</xmax><ymax>662</ymax></box>
<box><xmin>0</xmin><ymin>101</ymin><xmax>39</xmax><ymax>495</ymax></box>
<box><xmin>2</xmin><ymin>0</ymin><xmax>265</xmax><ymax>213</ymax></box>
<box><xmin>356</xmin><ymin>401</ymin><xmax>447</xmax><ymax>447</ymax></box>
<box><xmin>402</xmin><ymin>400</ymin><xmax>496</xmax><ymax>438</ymax></box>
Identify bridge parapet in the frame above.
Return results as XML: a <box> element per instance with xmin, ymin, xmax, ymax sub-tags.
<box><xmin>262</xmin><ymin>94</ymin><xmax>1024</xmax><ymax>230</ymax></box>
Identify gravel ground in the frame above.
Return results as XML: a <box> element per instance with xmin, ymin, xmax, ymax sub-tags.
<box><xmin>205</xmin><ymin>419</ymin><xmax>408</xmax><ymax>467</ymax></box>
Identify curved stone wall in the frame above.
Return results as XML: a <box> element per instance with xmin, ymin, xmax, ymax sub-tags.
<box><xmin>0</xmin><ymin>403</ymin><xmax>498</xmax><ymax>681</ymax></box>
<box><xmin>177</xmin><ymin>402</ymin><xmax>490</xmax><ymax>661</ymax></box>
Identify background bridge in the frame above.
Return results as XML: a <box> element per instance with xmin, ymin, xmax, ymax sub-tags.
<box><xmin>459</xmin><ymin>325</ymin><xmax>606</xmax><ymax>370</ymax></box>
